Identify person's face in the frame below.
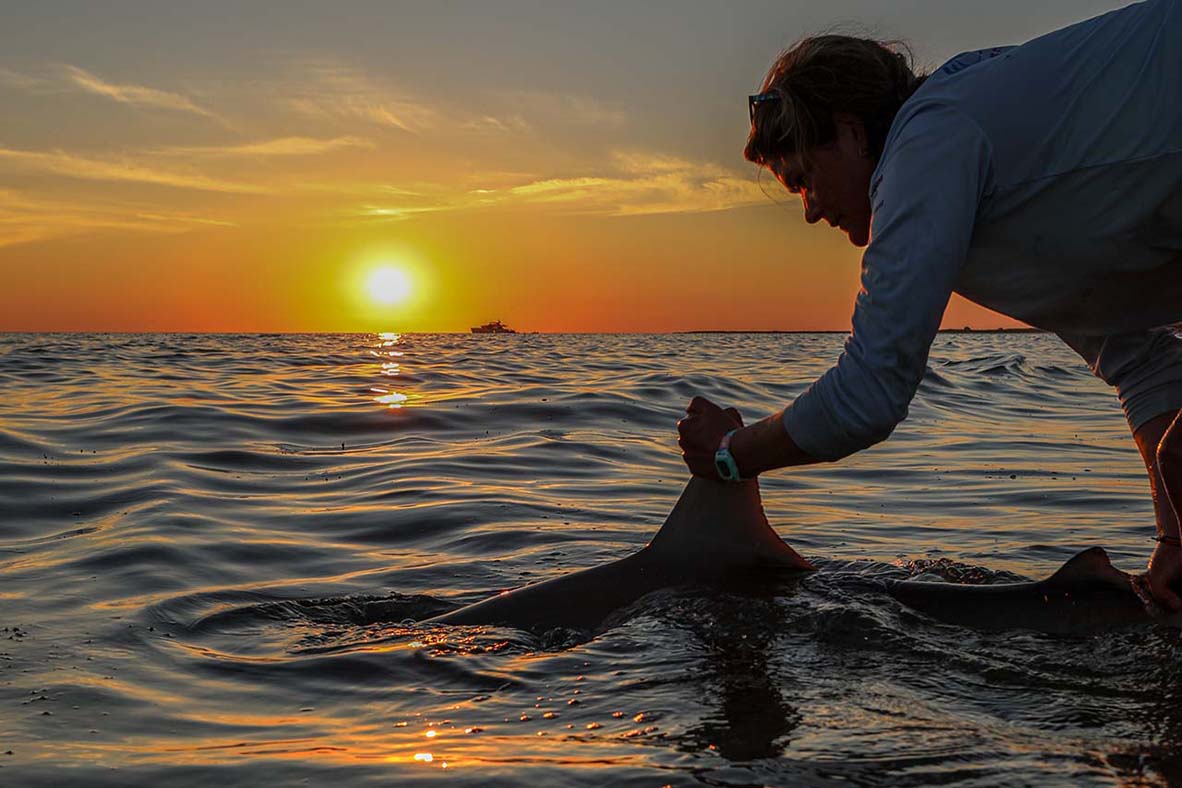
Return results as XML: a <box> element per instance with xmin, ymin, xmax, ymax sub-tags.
<box><xmin>772</xmin><ymin>115</ymin><xmax>875</xmax><ymax>247</ymax></box>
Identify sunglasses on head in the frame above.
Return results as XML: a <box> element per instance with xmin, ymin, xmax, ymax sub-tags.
<box><xmin>748</xmin><ymin>92</ymin><xmax>780</xmax><ymax>122</ymax></box>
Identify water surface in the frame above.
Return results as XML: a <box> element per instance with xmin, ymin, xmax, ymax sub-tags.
<box><xmin>1</xmin><ymin>332</ymin><xmax>1179</xmax><ymax>786</ymax></box>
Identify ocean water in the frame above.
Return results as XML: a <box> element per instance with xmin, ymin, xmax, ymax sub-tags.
<box><xmin>1</xmin><ymin>331</ymin><xmax>1179</xmax><ymax>787</ymax></box>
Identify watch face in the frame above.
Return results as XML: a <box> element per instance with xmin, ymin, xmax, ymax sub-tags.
<box><xmin>715</xmin><ymin>457</ymin><xmax>731</xmax><ymax>480</ymax></box>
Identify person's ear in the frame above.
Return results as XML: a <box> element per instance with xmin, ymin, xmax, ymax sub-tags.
<box><xmin>834</xmin><ymin>112</ymin><xmax>870</xmax><ymax>158</ymax></box>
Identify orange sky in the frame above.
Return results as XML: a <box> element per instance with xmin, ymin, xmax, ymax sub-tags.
<box><xmin>1</xmin><ymin>202</ymin><xmax>1020</xmax><ymax>333</ymax></box>
<box><xmin>0</xmin><ymin>1</ymin><xmax>1103</xmax><ymax>332</ymax></box>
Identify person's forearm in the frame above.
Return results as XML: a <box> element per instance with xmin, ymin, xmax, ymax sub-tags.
<box><xmin>730</xmin><ymin>409</ymin><xmax>820</xmax><ymax>477</ymax></box>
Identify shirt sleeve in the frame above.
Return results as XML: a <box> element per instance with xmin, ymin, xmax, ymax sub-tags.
<box><xmin>781</xmin><ymin>103</ymin><xmax>993</xmax><ymax>461</ymax></box>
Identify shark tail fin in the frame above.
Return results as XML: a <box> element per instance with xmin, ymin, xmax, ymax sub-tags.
<box><xmin>1043</xmin><ymin>546</ymin><xmax>1128</xmax><ymax>590</ymax></box>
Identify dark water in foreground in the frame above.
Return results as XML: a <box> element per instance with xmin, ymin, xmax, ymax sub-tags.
<box><xmin>2</xmin><ymin>332</ymin><xmax>1181</xmax><ymax>787</ymax></box>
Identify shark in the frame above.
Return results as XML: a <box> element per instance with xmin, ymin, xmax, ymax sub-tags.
<box><xmin>430</xmin><ymin>476</ymin><xmax>813</xmax><ymax>631</ymax></box>
<box><xmin>884</xmin><ymin>546</ymin><xmax>1152</xmax><ymax>634</ymax></box>
<box><xmin>427</xmin><ymin>475</ymin><xmax>1163</xmax><ymax>634</ymax></box>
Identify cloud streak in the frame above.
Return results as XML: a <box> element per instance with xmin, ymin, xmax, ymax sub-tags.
<box><xmin>281</xmin><ymin>62</ymin><xmax>439</xmax><ymax>133</ymax></box>
<box><xmin>0</xmin><ymin>147</ymin><xmax>266</xmax><ymax>193</ymax></box>
<box><xmin>584</xmin><ymin>153</ymin><xmax>769</xmax><ymax>216</ymax></box>
<box><xmin>496</xmin><ymin>89</ymin><xmax>630</xmax><ymax>128</ymax></box>
<box><xmin>156</xmin><ymin>135</ymin><xmax>373</xmax><ymax>157</ymax></box>
<box><xmin>494</xmin><ymin>152</ymin><xmax>767</xmax><ymax>216</ymax></box>
<box><xmin>274</xmin><ymin>61</ymin><xmax>609</xmax><ymax>138</ymax></box>
<box><xmin>0</xmin><ymin>189</ymin><xmax>235</xmax><ymax>248</ymax></box>
<box><xmin>0</xmin><ymin>68</ymin><xmax>58</xmax><ymax>92</ymax></box>
<box><xmin>347</xmin><ymin>152</ymin><xmax>768</xmax><ymax>221</ymax></box>
<box><xmin>62</xmin><ymin>66</ymin><xmax>217</xmax><ymax>118</ymax></box>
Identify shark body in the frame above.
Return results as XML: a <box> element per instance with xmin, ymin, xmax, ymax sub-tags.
<box><xmin>430</xmin><ymin>477</ymin><xmax>812</xmax><ymax>631</ymax></box>
<box><xmin>884</xmin><ymin>546</ymin><xmax>1151</xmax><ymax>634</ymax></box>
<box><xmin>428</xmin><ymin>476</ymin><xmax>1157</xmax><ymax>634</ymax></box>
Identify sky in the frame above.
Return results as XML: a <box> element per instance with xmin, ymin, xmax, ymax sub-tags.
<box><xmin>0</xmin><ymin>0</ymin><xmax>1127</xmax><ymax>332</ymax></box>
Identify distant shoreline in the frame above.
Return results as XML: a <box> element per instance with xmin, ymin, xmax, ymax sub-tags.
<box><xmin>0</xmin><ymin>328</ymin><xmax>1051</xmax><ymax>335</ymax></box>
<box><xmin>679</xmin><ymin>328</ymin><xmax>1048</xmax><ymax>334</ymax></box>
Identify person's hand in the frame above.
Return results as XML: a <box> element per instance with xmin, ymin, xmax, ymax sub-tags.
<box><xmin>1143</xmin><ymin>538</ymin><xmax>1182</xmax><ymax>612</ymax></box>
<box><xmin>677</xmin><ymin>396</ymin><xmax>744</xmax><ymax>479</ymax></box>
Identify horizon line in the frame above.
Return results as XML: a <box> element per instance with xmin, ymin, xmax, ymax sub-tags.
<box><xmin>0</xmin><ymin>327</ymin><xmax>1044</xmax><ymax>335</ymax></box>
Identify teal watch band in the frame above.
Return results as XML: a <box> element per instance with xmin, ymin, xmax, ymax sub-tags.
<box><xmin>714</xmin><ymin>429</ymin><xmax>744</xmax><ymax>482</ymax></box>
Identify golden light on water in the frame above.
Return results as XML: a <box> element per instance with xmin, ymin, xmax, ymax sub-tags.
<box><xmin>372</xmin><ymin>332</ymin><xmax>409</xmax><ymax>408</ymax></box>
<box><xmin>372</xmin><ymin>389</ymin><xmax>408</xmax><ymax>407</ymax></box>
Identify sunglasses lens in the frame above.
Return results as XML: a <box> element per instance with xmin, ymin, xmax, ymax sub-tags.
<box><xmin>748</xmin><ymin>93</ymin><xmax>778</xmax><ymax>122</ymax></box>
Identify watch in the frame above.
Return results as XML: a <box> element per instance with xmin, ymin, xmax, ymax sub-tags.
<box><xmin>714</xmin><ymin>429</ymin><xmax>744</xmax><ymax>482</ymax></box>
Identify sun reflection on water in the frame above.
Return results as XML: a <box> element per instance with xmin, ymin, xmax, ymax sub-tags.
<box><xmin>372</xmin><ymin>332</ymin><xmax>409</xmax><ymax>408</ymax></box>
<box><xmin>373</xmin><ymin>389</ymin><xmax>408</xmax><ymax>407</ymax></box>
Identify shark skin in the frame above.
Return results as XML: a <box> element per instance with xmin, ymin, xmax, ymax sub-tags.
<box><xmin>428</xmin><ymin>476</ymin><xmax>1163</xmax><ymax>634</ymax></box>
<box><xmin>428</xmin><ymin>476</ymin><xmax>814</xmax><ymax>632</ymax></box>
<box><xmin>884</xmin><ymin>546</ymin><xmax>1153</xmax><ymax>634</ymax></box>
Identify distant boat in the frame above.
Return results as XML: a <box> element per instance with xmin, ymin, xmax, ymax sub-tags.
<box><xmin>470</xmin><ymin>319</ymin><xmax>517</xmax><ymax>334</ymax></box>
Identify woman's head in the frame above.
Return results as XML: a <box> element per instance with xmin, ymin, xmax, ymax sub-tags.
<box><xmin>746</xmin><ymin>35</ymin><xmax>925</xmax><ymax>246</ymax></box>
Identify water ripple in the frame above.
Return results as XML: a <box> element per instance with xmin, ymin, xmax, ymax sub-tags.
<box><xmin>0</xmin><ymin>331</ymin><xmax>1172</xmax><ymax>786</ymax></box>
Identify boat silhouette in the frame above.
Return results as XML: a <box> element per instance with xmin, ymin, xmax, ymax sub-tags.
<box><xmin>470</xmin><ymin>320</ymin><xmax>517</xmax><ymax>334</ymax></box>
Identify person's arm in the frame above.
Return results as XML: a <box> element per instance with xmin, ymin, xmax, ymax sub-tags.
<box><xmin>730</xmin><ymin>407</ymin><xmax>817</xmax><ymax>476</ymax></box>
<box><xmin>737</xmin><ymin>103</ymin><xmax>994</xmax><ymax>470</ymax></box>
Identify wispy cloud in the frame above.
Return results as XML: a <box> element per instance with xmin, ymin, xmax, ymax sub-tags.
<box><xmin>62</xmin><ymin>65</ymin><xmax>216</xmax><ymax>118</ymax></box>
<box><xmin>499</xmin><ymin>152</ymin><xmax>766</xmax><ymax>216</ymax></box>
<box><xmin>282</xmin><ymin>62</ymin><xmax>439</xmax><ymax>133</ymax></box>
<box><xmin>156</xmin><ymin>135</ymin><xmax>372</xmax><ymax>157</ymax></box>
<box><xmin>508</xmin><ymin>176</ymin><xmax>612</xmax><ymax>201</ymax></box>
<box><xmin>346</xmin><ymin>181</ymin><xmax>468</xmax><ymax>221</ymax></box>
<box><xmin>461</xmin><ymin>114</ymin><xmax>532</xmax><ymax>135</ymax></box>
<box><xmin>346</xmin><ymin>152</ymin><xmax>767</xmax><ymax>221</ymax></box>
<box><xmin>354</xmin><ymin>204</ymin><xmax>452</xmax><ymax>221</ymax></box>
<box><xmin>0</xmin><ymin>189</ymin><xmax>235</xmax><ymax>248</ymax></box>
<box><xmin>497</xmin><ymin>89</ymin><xmax>630</xmax><ymax>128</ymax></box>
<box><xmin>0</xmin><ymin>67</ymin><xmax>58</xmax><ymax>92</ymax></box>
<box><xmin>0</xmin><ymin>147</ymin><xmax>266</xmax><ymax>193</ymax></box>
<box><xmin>263</xmin><ymin>59</ymin><xmax>617</xmax><ymax>142</ymax></box>
<box><xmin>133</xmin><ymin>212</ymin><xmax>237</xmax><ymax>227</ymax></box>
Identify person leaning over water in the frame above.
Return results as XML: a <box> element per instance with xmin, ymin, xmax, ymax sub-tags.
<box><xmin>678</xmin><ymin>0</ymin><xmax>1182</xmax><ymax>610</ymax></box>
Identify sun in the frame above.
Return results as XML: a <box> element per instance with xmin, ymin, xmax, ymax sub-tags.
<box><xmin>366</xmin><ymin>266</ymin><xmax>413</xmax><ymax>306</ymax></box>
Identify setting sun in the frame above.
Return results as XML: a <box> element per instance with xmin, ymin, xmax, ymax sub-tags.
<box><xmin>366</xmin><ymin>266</ymin><xmax>413</xmax><ymax>306</ymax></box>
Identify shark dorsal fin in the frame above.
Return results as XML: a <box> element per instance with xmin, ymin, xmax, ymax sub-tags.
<box><xmin>1043</xmin><ymin>546</ymin><xmax>1127</xmax><ymax>589</ymax></box>
<box><xmin>646</xmin><ymin>477</ymin><xmax>812</xmax><ymax>573</ymax></box>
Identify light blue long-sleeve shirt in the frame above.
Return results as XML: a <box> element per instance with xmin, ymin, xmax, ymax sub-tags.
<box><xmin>783</xmin><ymin>0</ymin><xmax>1182</xmax><ymax>461</ymax></box>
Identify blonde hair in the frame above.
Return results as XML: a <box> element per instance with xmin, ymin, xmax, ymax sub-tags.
<box><xmin>745</xmin><ymin>35</ymin><xmax>926</xmax><ymax>167</ymax></box>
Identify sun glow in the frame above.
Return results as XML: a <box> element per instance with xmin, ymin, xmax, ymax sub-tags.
<box><xmin>365</xmin><ymin>266</ymin><xmax>413</xmax><ymax>306</ymax></box>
